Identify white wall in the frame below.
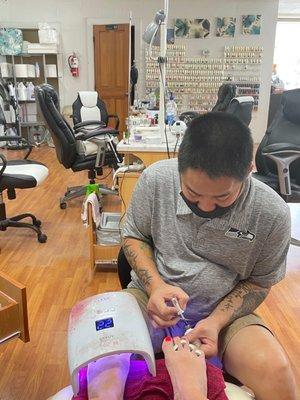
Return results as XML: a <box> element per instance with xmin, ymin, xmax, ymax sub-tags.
<box><xmin>0</xmin><ymin>0</ymin><xmax>279</xmax><ymax>142</ymax></box>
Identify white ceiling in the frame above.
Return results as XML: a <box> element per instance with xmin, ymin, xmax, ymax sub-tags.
<box><xmin>279</xmin><ymin>0</ymin><xmax>300</xmax><ymax>14</ymax></box>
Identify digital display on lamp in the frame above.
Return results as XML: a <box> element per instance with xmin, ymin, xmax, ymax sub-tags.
<box><xmin>95</xmin><ymin>317</ymin><xmax>114</xmax><ymax>331</ymax></box>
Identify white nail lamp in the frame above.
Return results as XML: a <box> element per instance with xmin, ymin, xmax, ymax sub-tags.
<box><xmin>68</xmin><ymin>292</ymin><xmax>156</xmax><ymax>395</ymax></box>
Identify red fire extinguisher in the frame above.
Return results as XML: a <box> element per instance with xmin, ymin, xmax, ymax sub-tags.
<box><xmin>68</xmin><ymin>52</ymin><xmax>79</xmax><ymax>77</ymax></box>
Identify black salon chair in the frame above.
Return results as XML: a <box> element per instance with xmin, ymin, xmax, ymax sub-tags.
<box><xmin>226</xmin><ymin>96</ymin><xmax>254</xmax><ymax>127</ymax></box>
<box><xmin>212</xmin><ymin>83</ymin><xmax>237</xmax><ymax>112</ymax></box>
<box><xmin>212</xmin><ymin>83</ymin><xmax>254</xmax><ymax>127</ymax></box>
<box><xmin>254</xmin><ymin>88</ymin><xmax>300</xmax><ymax>246</ymax></box>
<box><xmin>0</xmin><ymin>137</ymin><xmax>48</xmax><ymax>242</ymax></box>
<box><xmin>72</xmin><ymin>91</ymin><xmax>119</xmax><ymax>136</ymax></box>
<box><xmin>179</xmin><ymin>111</ymin><xmax>201</xmax><ymax>126</ymax></box>
<box><xmin>36</xmin><ymin>84</ymin><xmax>121</xmax><ymax>209</ymax></box>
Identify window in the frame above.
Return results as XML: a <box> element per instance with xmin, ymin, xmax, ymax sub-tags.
<box><xmin>274</xmin><ymin>20</ymin><xmax>300</xmax><ymax>90</ymax></box>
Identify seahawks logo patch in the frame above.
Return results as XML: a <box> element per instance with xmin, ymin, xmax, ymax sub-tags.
<box><xmin>225</xmin><ymin>228</ymin><xmax>256</xmax><ymax>242</ymax></box>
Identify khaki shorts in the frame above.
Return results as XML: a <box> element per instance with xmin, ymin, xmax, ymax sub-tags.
<box><xmin>123</xmin><ymin>287</ymin><xmax>273</xmax><ymax>359</ymax></box>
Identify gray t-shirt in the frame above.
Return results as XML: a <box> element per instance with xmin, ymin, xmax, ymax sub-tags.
<box><xmin>122</xmin><ymin>158</ymin><xmax>291</xmax><ymax>323</ymax></box>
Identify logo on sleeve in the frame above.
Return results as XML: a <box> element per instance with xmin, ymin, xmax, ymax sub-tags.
<box><xmin>225</xmin><ymin>227</ymin><xmax>256</xmax><ymax>242</ymax></box>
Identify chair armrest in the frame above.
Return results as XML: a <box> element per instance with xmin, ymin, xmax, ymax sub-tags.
<box><xmin>0</xmin><ymin>136</ymin><xmax>22</xmax><ymax>142</ymax></box>
<box><xmin>0</xmin><ymin>153</ymin><xmax>7</xmax><ymax>176</ymax></box>
<box><xmin>107</xmin><ymin>114</ymin><xmax>120</xmax><ymax>130</ymax></box>
<box><xmin>75</xmin><ymin>129</ymin><xmax>112</xmax><ymax>141</ymax></box>
<box><xmin>74</xmin><ymin>120</ymin><xmax>106</xmax><ymax>131</ymax></box>
<box><xmin>0</xmin><ymin>136</ymin><xmax>33</xmax><ymax>159</ymax></box>
<box><xmin>262</xmin><ymin>143</ymin><xmax>300</xmax><ymax>196</ymax></box>
<box><xmin>262</xmin><ymin>142</ymin><xmax>300</xmax><ymax>155</ymax></box>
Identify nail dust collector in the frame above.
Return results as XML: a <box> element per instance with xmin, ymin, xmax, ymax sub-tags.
<box><xmin>68</xmin><ymin>291</ymin><xmax>156</xmax><ymax>395</ymax></box>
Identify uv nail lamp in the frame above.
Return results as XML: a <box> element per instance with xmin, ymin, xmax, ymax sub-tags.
<box><xmin>68</xmin><ymin>291</ymin><xmax>156</xmax><ymax>395</ymax></box>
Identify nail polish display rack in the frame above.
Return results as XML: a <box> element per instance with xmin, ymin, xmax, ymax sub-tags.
<box><xmin>145</xmin><ymin>44</ymin><xmax>263</xmax><ymax>113</ymax></box>
<box><xmin>223</xmin><ymin>46</ymin><xmax>263</xmax><ymax>110</ymax></box>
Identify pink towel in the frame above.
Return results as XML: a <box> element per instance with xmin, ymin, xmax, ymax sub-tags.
<box><xmin>72</xmin><ymin>359</ymin><xmax>228</xmax><ymax>400</ymax></box>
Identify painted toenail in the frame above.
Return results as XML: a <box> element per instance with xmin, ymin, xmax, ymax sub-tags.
<box><xmin>195</xmin><ymin>350</ymin><xmax>202</xmax><ymax>357</ymax></box>
<box><xmin>165</xmin><ymin>336</ymin><xmax>172</xmax><ymax>342</ymax></box>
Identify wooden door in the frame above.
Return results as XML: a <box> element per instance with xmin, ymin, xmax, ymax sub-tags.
<box><xmin>93</xmin><ymin>24</ymin><xmax>130</xmax><ymax>134</ymax></box>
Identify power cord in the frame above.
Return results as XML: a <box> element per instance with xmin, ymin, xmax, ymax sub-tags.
<box><xmin>118</xmin><ymin>170</ymin><xmax>128</xmax><ymax>233</ymax></box>
<box><xmin>97</xmin><ymin>168</ymin><xmax>113</xmax><ymax>181</ymax></box>
<box><xmin>173</xmin><ymin>133</ymin><xmax>180</xmax><ymax>158</ymax></box>
<box><xmin>158</xmin><ymin>60</ymin><xmax>170</xmax><ymax>159</ymax></box>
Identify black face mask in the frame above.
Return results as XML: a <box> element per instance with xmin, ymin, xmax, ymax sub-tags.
<box><xmin>180</xmin><ymin>191</ymin><xmax>236</xmax><ymax>219</ymax></box>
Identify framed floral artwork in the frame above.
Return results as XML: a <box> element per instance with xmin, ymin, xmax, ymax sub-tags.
<box><xmin>242</xmin><ymin>15</ymin><xmax>262</xmax><ymax>35</ymax></box>
<box><xmin>175</xmin><ymin>18</ymin><xmax>210</xmax><ymax>39</ymax></box>
<box><xmin>216</xmin><ymin>17</ymin><xmax>236</xmax><ymax>37</ymax></box>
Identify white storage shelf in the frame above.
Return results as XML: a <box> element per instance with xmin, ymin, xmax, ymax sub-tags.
<box><xmin>0</xmin><ymin>27</ymin><xmax>63</xmax><ymax>139</ymax></box>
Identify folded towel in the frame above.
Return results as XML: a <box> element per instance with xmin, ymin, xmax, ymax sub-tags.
<box><xmin>81</xmin><ymin>192</ymin><xmax>101</xmax><ymax>228</ymax></box>
<box><xmin>72</xmin><ymin>359</ymin><xmax>228</xmax><ymax>400</ymax></box>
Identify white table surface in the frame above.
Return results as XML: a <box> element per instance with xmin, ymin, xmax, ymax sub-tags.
<box><xmin>117</xmin><ymin>139</ymin><xmax>180</xmax><ymax>153</ymax></box>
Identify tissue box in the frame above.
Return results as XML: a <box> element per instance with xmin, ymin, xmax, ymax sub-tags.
<box><xmin>38</xmin><ymin>29</ymin><xmax>59</xmax><ymax>44</ymax></box>
<box><xmin>26</xmin><ymin>103</ymin><xmax>37</xmax><ymax>114</ymax></box>
<box><xmin>45</xmin><ymin>64</ymin><xmax>57</xmax><ymax>78</ymax></box>
<box><xmin>26</xmin><ymin>114</ymin><xmax>38</xmax><ymax>123</ymax></box>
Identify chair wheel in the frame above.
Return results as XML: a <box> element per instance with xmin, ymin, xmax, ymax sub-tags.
<box><xmin>60</xmin><ymin>201</ymin><xmax>67</xmax><ymax>209</ymax></box>
<box><xmin>34</xmin><ymin>219</ymin><xmax>42</xmax><ymax>227</ymax></box>
<box><xmin>38</xmin><ymin>233</ymin><xmax>47</xmax><ymax>243</ymax></box>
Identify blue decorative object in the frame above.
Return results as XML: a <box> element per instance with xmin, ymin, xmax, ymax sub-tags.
<box><xmin>216</xmin><ymin>17</ymin><xmax>236</xmax><ymax>38</ymax></box>
<box><xmin>0</xmin><ymin>28</ymin><xmax>23</xmax><ymax>55</ymax></box>
<box><xmin>175</xmin><ymin>18</ymin><xmax>210</xmax><ymax>39</ymax></box>
<box><xmin>242</xmin><ymin>15</ymin><xmax>262</xmax><ymax>35</ymax></box>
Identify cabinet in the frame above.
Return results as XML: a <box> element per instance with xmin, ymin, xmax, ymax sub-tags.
<box><xmin>0</xmin><ymin>271</ymin><xmax>29</xmax><ymax>345</ymax></box>
<box><xmin>0</xmin><ymin>27</ymin><xmax>62</xmax><ymax>143</ymax></box>
<box><xmin>87</xmin><ymin>201</ymin><xmax>121</xmax><ymax>276</ymax></box>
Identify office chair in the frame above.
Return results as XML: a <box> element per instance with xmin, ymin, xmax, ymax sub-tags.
<box><xmin>72</xmin><ymin>91</ymin><xmax>119</xmax><ymax>136</ymax></box>
<box><xmin>0</xmin><ymin>137</ymin><xmax>48</xmax><ymax>242</ymax></box>
<box><xmin>212</xmin><ymin>83</ymin><xmax>254</xmax><ymax>127</ymax></box>
<box><xmin>212</xmin><ymin>83</ymin><xmax>237</xmax><ymax>112</ymax></box>
<box><xmin>253</xmin><ymin>88</ymin><xmax>300</xmax><ymax>246</ymax></box>
<box><xmin>226</xmin><ymin>96</ymin><xmax>254</xmax><ymax>127</ymax></box>
<box><xmin>179</xmin><ymin>111</ymin><xmax>201</xmax><ymax>126</ymax></box>
<box><xmin>36</xmin><ymin>84</ymin><xmax>122</xmax><ymax>209</ymax></box>
<box><xmin>267</xmin><ymin>92</ymin><xmax>283</xmax><ymax>127</ymax></box>
<box><xmin>72</xmin><ymin>91</ymin><xmax>120</xmax><ymax>159</ymax></box>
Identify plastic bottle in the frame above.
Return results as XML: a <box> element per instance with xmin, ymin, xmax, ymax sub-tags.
<box><xmin>26</xmin><ymin>82</ymin><xmax>35</xmax><ymax>100</ymax></box>
<box><xmin>148</xmin><ymin>89</ymin><xmax>156</xmax><ymax>109</ymax></box>
<box><xmin>17</xmin><ymin>82</ymin><xmax>27</xmax><ymax>101</ymax></box>
<box><xmin>165</xmin><ymin>92</ymin><xmax>178</xmax><ymax>126</ymax></box>
<box><xmin>35</xmin><ymin>62</ymin><xmax>40</xmax><ymax>78</ymax></box>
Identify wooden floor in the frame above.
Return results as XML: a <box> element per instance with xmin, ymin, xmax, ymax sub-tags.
<box><xmin>0</xmin><ymin>146</ymin><xmax>299</xmax><ymax>400</ymax></box>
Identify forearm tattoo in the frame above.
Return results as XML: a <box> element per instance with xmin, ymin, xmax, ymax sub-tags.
<box><xmin>122</xmin><ymin>239</ymin><xmax>155</xmax><ymax>288</ymax></box>
<box><xmin>220</xmin><ymin>280</ymin><xmax>269</xmax><ymax>324</ymax></box>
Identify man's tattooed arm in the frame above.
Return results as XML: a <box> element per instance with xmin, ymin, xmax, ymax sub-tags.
<box><xmin>208</xmin><ymin>280</ymin><xmax>270</xmax><ymax>330</ymax></box>
<box><xmin>122</xmin><ymin>237</ymin><xmax>163</xmax><ymax>293</ymax></box>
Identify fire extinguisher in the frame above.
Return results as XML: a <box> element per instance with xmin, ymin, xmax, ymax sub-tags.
<box><xmin>68</xmin><ymin>52</ymin><xmax>79</xmax><ymax>77</ymax></box>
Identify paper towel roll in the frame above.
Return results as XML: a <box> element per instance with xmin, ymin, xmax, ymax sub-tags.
<box><xmin>46</xmin><ymin>64</ymin><xmax>57</xmax><ymax>78</ymax></box>
<box><xmin>27</xmin><ymin>64</ymin><xmax>36</xmax><ymax>78</ymax></box>
<box><xmin>15</xmin><ymin>64</ymin><xmax>28</xmax><ymax>78</ymax></box>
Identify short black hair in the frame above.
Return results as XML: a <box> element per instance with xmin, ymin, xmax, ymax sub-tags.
<box><xmin>178</xmin><ymin>112</ymin><xmax>253</xmax><ymax>181</ymax></box>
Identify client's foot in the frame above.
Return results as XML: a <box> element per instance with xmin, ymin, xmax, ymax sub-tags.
<box><xmin>87</xmin><ymin>353</ymin><xmax>131</xmax><ymax>400</ymax></box>
<box><xmin>162</xmin><ymin>336</ymin><xmax>208</xmax><ymax>400</ymax></box>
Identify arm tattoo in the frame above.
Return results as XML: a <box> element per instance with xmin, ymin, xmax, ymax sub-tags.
<box><xmin>220</xmin><ymin>280</ymin><xmax>269</xmax><ymax>324</ymax></box>
<box><xmin>122</xmin><ymin>239</ymin><xmax>154</xmax><ymax>288</ymax></box>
